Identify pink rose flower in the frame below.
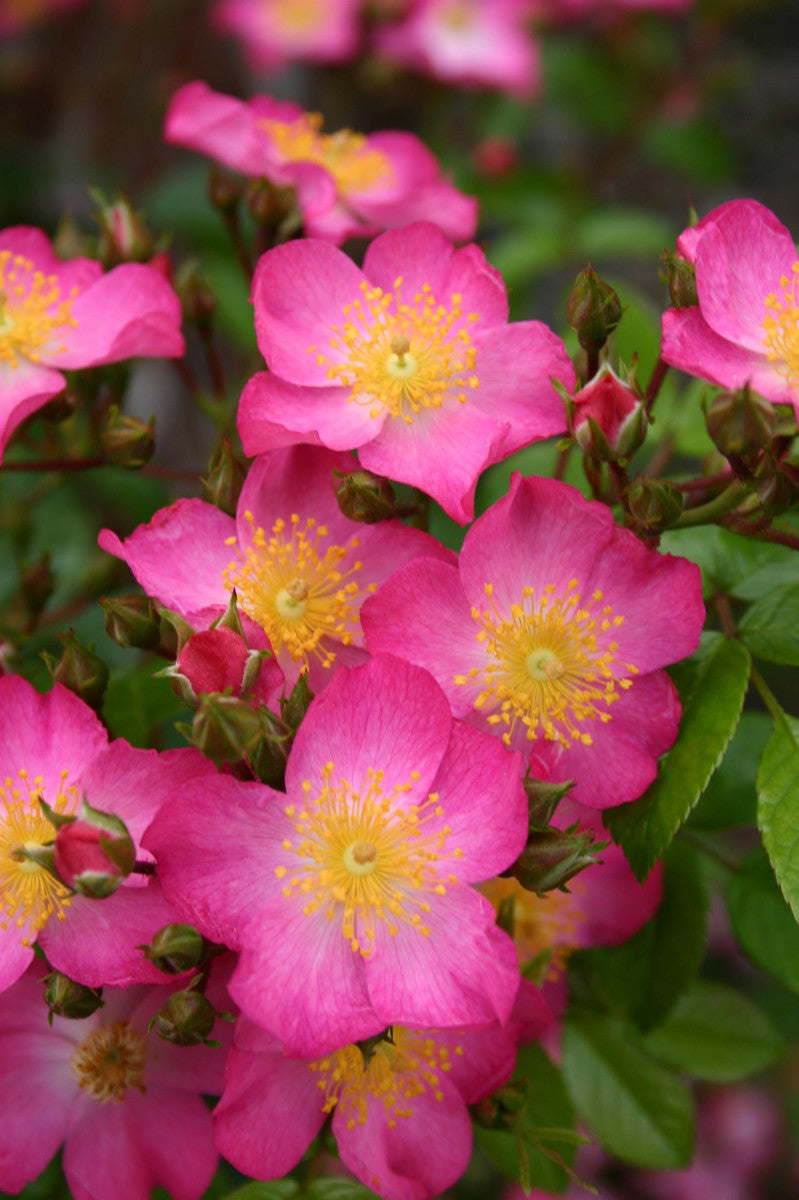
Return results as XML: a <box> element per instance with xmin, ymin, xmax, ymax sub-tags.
<box><xmin>0</xmin><ymin>963</ymin><xmax>227</xmax><ymax>1200</ymax></box>
<box><xmin>214</xmin><ymin>1014</ymin><xmax>522</xmax><ymax>1200</ymax></box>
<box><xmin>374</xmin><ymin>0</ymin><xmax>541</xmax><ymax>98</ymax></box>
<box><xmin>99</xmin><ymin>444</ymin><xmax>452</xmax><ymax>694</ymax></box>
<box><xmin>0</xmin><ymin>227</ymin><xmax>184</xmax><ymax>460</ymax></box>
<box><xmin>362</xmin><ymin>474</ymin><xmax>705</xmax><ymax>808</ymax></box>
<box><xmin>165</xmin><ymin>81</ymin><xmax>477</xmax><ymax>245</ymax></box>
<box><xmin>239</xmin><ymin>223</ymin><xmax>574</xmax><ymax>523</ymax></box>
<box><xmin>661</xmin><ymin>199</ymin><xmax>799</xmax><ymax>415</ymax></box>
<box><xmin>144</xmin><ymin>655</ymin><xmax>528</xmax><ymax>1057</ymax></box>
<box><xmin>170</xmin><ymin>625</ymin><xmax>284</xmax><ymax>707</ymax></box>
<box><xmin>211</xmin><ymin>0</ymin><xmax>361</xmax><ymax>70</ymax></box>
<box><xmin>0</xmin><ymin>674</ymin><xmax>217</xmax><ymax>993</ymax></box>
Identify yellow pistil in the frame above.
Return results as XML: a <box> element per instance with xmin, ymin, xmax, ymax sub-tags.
<box><xmin>312</xmin><ymin>277</ymin><xmax>480</xmax><ymax>425</ymax></box>
<box><xmin>0</xmin><ymin>250</ymin><xmax>77</xmax><ymax>370</ymax></box>
<box><xmin>482</xmin><ymin>875</ymin><xmax>584</xmax><ymax>981</ymax></box>
<box><xmin>70</xmin><ymin>1022</ymin><xmax>147</xmax><ymax>1104</ymax></box>
<box><xmin>762</xmin><ymin>261</ymin><xmax>799</xmax><ymax>387</ymax></box>
<box><xmin>454</xmin><ymin>580</ymin><xmax>637</xmax><ymax>749</ymax></box>
<box><xmin>274</xmin><ymin>762</ymin><xmax>462</xmax><ymax>956</ymax></box>
<box><xmin>310</xmin><ymin>1028</ymin><xmax>461</xmax><ymax>1131</ymax></box>
<box><xmin>260</xmin><ymin>111</ymin><xmax>391</xmax><ymax>195</ymax></box>
<box><xmin>0</xmin><ymin>768</ymin><xmax>77</xmax><ymax>945</ymax></box>
<box><xmin>222</xmin><ymin>510</ymin><xmax>376</xmax><ymax>670</ymax></box>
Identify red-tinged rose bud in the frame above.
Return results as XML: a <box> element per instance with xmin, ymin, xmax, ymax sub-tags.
<box><xmin>508</xmin><ymin>826</ymin><xmax>603</xmax><ymax>895</ymax></box>
<box><xmin>91</xmin><ymin>188</ymin><xmax>155</xmax><ymax>267</ymax></box>
<box><xmin>245</xmin><ymin>178</ymin><xmax>296</xmax><ymax>228</ymax></box>
<box><xmin>662</xmin><ymin>249</ymin><xmax>698</xmax><ymax>309</ymax></box>
<box><xmin>706</xmin><ymin>384</ymin><xmax>777</xmax><ymax>468</ymax></box>
<box><xmin>171</xmin><ymin>627</ymin><xmax>269</xmax><ymax>706</ymax></box>
<box><xmin>100</xmin><ymin>594</ymin><xmax>161</xmax><ymax>651</ymax></box>
<box><xmin>151</xmin><ymin>987</ymin><xmax>217</xmax><ymax>1046</ymax></box>
<box><xmin>625</xmin><ymin>478</ymin><xmax>685</xmax><ymax>532</ymax></box>
<box><xmin>43</xmin><ymin>972</ymin><xmax>104</xmax><ymax>1022</ymax></box>
<box><xmin>568</xmin><ymin>365</ymin><xmax>647</xmax><ymax>462</ymax></box>
<box><xmin>473</xmin><ymin>1080</ymin><xmax>530</xmax><ymax>1130</ymax></box>
<box><xmin>41</xmin><ymin>630</ymin><xmax>109</xmax><ymax>713</ymax></box>
<box><xmin>333</xmin><ymin>469</ymin><xmax>397</xmax><ymax>523</ymax></box>
<box><xmin>140</xmin><ymin>924</ymin><xmax>205</xmax><ymax>975</ymax></box>
<box><xmin>53</xmin><ymin>800</ymin><xmax>136</xmax><ymax>898</ymax></box>
<box><xmin>566</xmin><ymin>265</ymin><xmax>623</xmax><ymax>353</ymax></box>
<box><xmin>207</xmin><ymin>166</ymin><xmax>243</xmax><ymax>213</ymax></box>
<box><xmin>176</xmin><ymin>260</ymin><xmax>217</xmax><ymax>333</ymax></box>
<box><xmin>473</xmin><ymin>136</ymin><xmax>518</xmax><ymax>179</ymax></box>
<box><xmin>202</xmin><ymin>439</ymin><xmax>246</xmax><ymax>516</ymax></box>
<box><xmin>100</xmin><ymin>406</ymin><xmax>155</xmax><ymax>469</ymax></box>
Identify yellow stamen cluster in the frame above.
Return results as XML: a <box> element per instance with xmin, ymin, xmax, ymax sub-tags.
<box><xmin>482</xmin><ymin>875</ymin><xmax>584</xmax><ymax>981</ymax></box>
<box><xmin>454</xmin><ymin>580</ymin><xmax>636</xmax><ymax>748</ymax></box>
<box><xmin>275</xmin><ymin>763</ymin><xmax>462</xmax><ymax>956</ymax></box>
<box><xmin>70</xmin><ymin>1022</ymin><xmax>148</xmax><ymax>1104</ymax></box>
<box><xmin>312</xmin><ymin>277</ymin><xmax>480</xmax><ymax>425</ymax></box>
<box><xmin>0</xmin><ymin>768</ymin><xmax>77</xmax><ymax>945</ymax></box>
<box><xmin>310</xmin><ymin>1029</ymin><xmax>462</xmax><ymax>1129</ymax></box>
<box><xmin>223</xmin><ymin>510</ymin><xmax>375</xmax><ymax>670</ymax></box>
<box><xmin>270</xmin><ymin>0</ymin><xmax>325</xmax><ymax>32</ymax></box>
<box><xmin>762</xmin><ymin>261</ymin><xmax>799</xmax><ymax>387</ymax></box>
<box><xmin>0</xmin><ymin>250</ymin><xmax>77</xmax><ymax>369</ymax></box>
<box><xmin>261</xmin><ymin>111</ymin><xmax>391</xmax><ymax>194</ymax></box>
<box><xmin>439</xmin><ymin>1</ymin><xmax>475</xmax><ymax>33</ymax></box>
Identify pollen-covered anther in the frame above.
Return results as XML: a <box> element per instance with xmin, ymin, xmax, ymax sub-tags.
<box><xmin>315</xmin><ymin>277</ymin><xmax>480</xmax><ymax>425</ymax></box>
<box><xmin>277</xmin><ymin>764</ymin><xmax>460</xmax><ymax>955</ymax></box>
<box><xmin>259</xmin><ymin>110</ymin><xmax>392</xmax><ymax>194</ymax></box>
<box><xmin>762</xmin><ymin>261</ymin><xmax>799</xmax><ymax>386</ymax></box>
<box><xmin>223</xmin><ymin>510</ymin><xmax>370</xmax><ymax>669</ymax></box>
<box><xmin>0</xmin><ymin>768</ymin><xmax>77</xmax><ymax>944</ymax></box>
<box><xmin>0</xmin><ymin>250</ymin><xmax>78</xmax><ymax>369</ymax></box>
<box><xmin>70</xmin><ymin>1021</ymin><xmax>147</xmax><ymax>1104</ymax></box>
<box><xmin>457</xmin><ymin>580</ymin><xmax>637</xmax><ymax>748</ymax></box>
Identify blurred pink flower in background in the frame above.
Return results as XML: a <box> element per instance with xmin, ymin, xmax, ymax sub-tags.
<box><xmin>211</xmin><ymin>0</ymin><xmax>361</xmax><ymax>70</ymax></box>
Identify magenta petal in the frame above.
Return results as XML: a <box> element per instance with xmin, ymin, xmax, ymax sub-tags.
<box><xmin>98</xmin><ymin>497</ymin><xmax>235</xmax><ymax>617</ymax></box>
<box><xmin>0</xmin><ymin>359</ymin><xmax>66</xmax><ymax>459</ymax></box>
<box><xmin>426</xmin><ymin>1022</ymin><xmax>518</xmax><ymax>1105</ymax></box>
<box><xmin>164</xmin><ymin>81</ymin><xmax>275</xmax><ymax>176</ymax></box>
<box><xmin>363</xmin><ymin>222</ymin><xmax>458</xmax><ymax>300</ymax></box>
<box><xmin>231</xmin><ymin>902</ymin><xmax>381</xmax><ymax>1056</ymax></box>
<box><xmin>0</xmin><ymin>1031</ymin><xmax>74</xmax><ymax>1192</ymax></box>
<box><xmin>64</xmin><ymin>1102</ymin><xmax>152</xmax><ymax>1200</ymax></box>
<box><xmin>237</xmin><ymin>444</ymin><xmax>366</xmax><ymax>538</ymax></box>
<box><xmin>238</xmin><ymin>370</ymin><xmax>378</xmax><ymax>455</ymax></box>
<box><xmin>57</xmin><ymin>263</ymin><xmax>184</xmax><ymax>367</ymax></box>
<box><xmin>252</xmin><ymin>240</ymin><xmax>366</xmax><ymax>384</ymax></box>
<box><xmin>213</xmin><ymin>1039</ymin><xmax>324</xmax><ymax>1179</ymax></box>
<box><xmin>336</xmin><ymin>1076</ymin><xmax>472</xmax><ymax>1200</ymax></box>
<box><xmin>470</xmin><ymin>321</ymin><xmax>574</xmax><ymax>446</ymax></box>
<box><xmin>118</xmin><ymin>1088</ymin><xmax>218</xmax><ymax>1200</ymax></box>
<box><xmin>285</xmin><ymin>656</ymin><xmax>452</xmax><ymax>801</ymax></box>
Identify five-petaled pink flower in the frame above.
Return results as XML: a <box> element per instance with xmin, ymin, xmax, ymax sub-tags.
<box><xmin>211</xmin><ymin>0</ymin><xmax>361</xmax><ymax>70</ymax></box>
<box><xmin>165</xmin><ymin>82</ymin><xmax>477</xmax><ymax>246</ymax></box>
<box><xmin>99</xmin><ymin>443</ymin><xmax>452</xmax><ymax>695</ymax></box>
<box><xmin>362</xmin><ymin>474</ymin><xmax>705</xmax><ymax>808</ymax></box>
<box><xmin>239</xmin><ymin>222</ymin><xmax>574</xmax><ymax>523</ymax></box>
<box><xmin>144</xmin><ymin>654</ymin><xmax>528</xmax><ymax>1057</ymax></box>
<box><xmin>0</xmin><ymin>227</ymin><xmax>184</xmax><ymax>460</ymax></box>
<box><xmin>661</xmin><ymin>199</ymin><xmax>799</xmax><ymax>415</ymax></box>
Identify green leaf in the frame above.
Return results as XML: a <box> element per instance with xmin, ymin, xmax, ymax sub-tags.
<box><xmin>562</xmin><ymin>1011</ymin><xmax>694</xmax><ymax>1169</ymax></box>
<box><xmin>475</xmin><ymin>1044</ymin><xmax>576</xmax><ymax>1194</ymax></box>
<box><xmin>305</xmin><ymin>1181</ymin><xmax>378</xmax><ymax>1200</ymax></box>
<box><xmin>643</xmin><ymin>981</ymin><xmax>784</xmax><ymax>1081</ymax></box>
<box><xmin>727</xmin><ymin>849</ymin><xmax>799</xmax><ymax>994</ymax></box>
<box><xmin>219</xmin><ymin>1184</ymin><xmax>298</xmax><ymax>1200</ymax></box>
<box><xmin>570</xmin><ymin>841</ymin><xmax>708</xmax><ymax>1031</ymax></box>
<box><xmin>757</xmin><ymin>707</ymin><xmax>799</xmax><ymax>921</ymax></box>
<box><xmin>103</xmin><ymin>662</ymin><xmax>184</xmax><ymax>748</ymax></box>
<box><xmin>689</xmin><ymin>711</ymin><xmax>770</xmax><ymax>831</ymax></box>
<box><xmin>660</xmin><ymin>526</ymin><xmax>799</xmax><ymax>602</ymax></box>
<box><xmin>605</xmin><ymin>636</ymin><xmax>750</xmax><ymax>880</ymax></box>
<box><xmin>739</xmin><ymin>584</ymin><xmax>799</xmax><ymax>665</ymax></box>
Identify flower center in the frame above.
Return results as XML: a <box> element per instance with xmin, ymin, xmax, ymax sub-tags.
<box><xmin>311</xmin><ymin>277</ymin><xmax>480</xmax><ymax>425</ymax></box>
<box><xmin>762</xmin><ymin>262</ymin><xmax>799</xmax><ymax>387</ymax></box>
<box><xmin>310</xmin><ymin>1029</ymin><xmax>459</xmax><ymax>1131</ymax></box>
<box><xmin>0</xmin><ymin>251</ymin><xmax>77</xmax><ymax>369</ymax></box>
<box><xmin>0</xmin><ymin>768</ymin><xmax>77</xmax><ymax>945</ymax></box>
<box><xmin>482</xmin><ymin>875</ymin><xmax>584</xmax><ymax>981</ymax></box>
<box><xmin>274</xmin><ymin>763</ymin><xmax>461</xmax><ymax>956</ymax></box>
<box><xmin>439</xmin><ymin>1</ymin><xmax>475</xmax><ymax>33</ymax></box>
<box><xmin>223</xmin><ymin>510</ymin><xmax>375</xmax><ymax>670</ymax></box>
<box><xmin>454</xmin><ymin>580</ymin><xmax>636</xmax><ymax>748</ymax></box>
<box><xmin>270</xmin><ymin>0</ymin><xmax>325</xmax><ymax>32</ymax></box>
<box><xmin>70</xmin><ymin>1022</ymin><xmax>147</xmax><ymax>1104</ymax></box>
<box><xmin>260</xmin><ymin>112</ymin><xmax>392</xmax><ymax>194</ymax></box>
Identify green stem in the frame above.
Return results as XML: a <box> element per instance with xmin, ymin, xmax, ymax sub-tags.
<box><xmin>750</xmin><ymin>664</ymin><xmax>783</xmax><ymax>721</ymax></box>
<box><xmin>673</xmin><ymin>481</ymin><xmax>752</xmax><ymax>528</ymax></box>
<box><xmin>644</xmin><ymin>355</ymin><xmax>670</xmax><ymax>414</ymax></box>
<box><xmin>677</xmin><ymin>828</ymin><xmax>738</xmax><ymax>872</ymax></box>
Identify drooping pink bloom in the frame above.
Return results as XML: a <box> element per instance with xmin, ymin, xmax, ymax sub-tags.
<box><xmin>362</xmin><ymin>474</ymin><xmax>705</xmax><ymax>808</ymax></box>
<box><xmin>239</xmin><ymin>223</ymin><xmax>574</xmax><ymax>523</ymax></box>
<box><xmin>661</xmin><ymin>199</ymin><xmax>799</xmax><ymax>415</ymax></box>
<box><xmin>214</xmin><ymin>1013</ymin><xmax>525</xmax><ymax>1200</ymax></box>
<box><xmin>374</xmin><ymin>0</ymin><xmax>541</xmax><ymax>98</ymax></box>
<box><xmin>165</xmin><ymin>81</ymin><xmax>477</xmax><ymax>245</ymax></box>
<box><xmin>211</xmin><ymin>0</ymin><xmax>361</xmax><ymax>70</ymax></box>
<box><xmin>99</xmin><ymin>444</ymin><xmax>452</xmax><ymax>694</ymax></box>
<box><xmin>0</xmin><ymin>227</ymin><xmax>184</xmax><ymax>461</ymax></box>
<box><xmin>144</xmin><ymin>655</ymin><xmax>528</xmax><ymax>1057</ymax></box>
<box><xmin>0</xmin><ymin>674</ymin><xmax>217</xmax><ymax>993</ymax></box>
<box><xmin>0</xmin><ymin>962</ymin><xmax>228</xmax><ymax>1200</ymax></box>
